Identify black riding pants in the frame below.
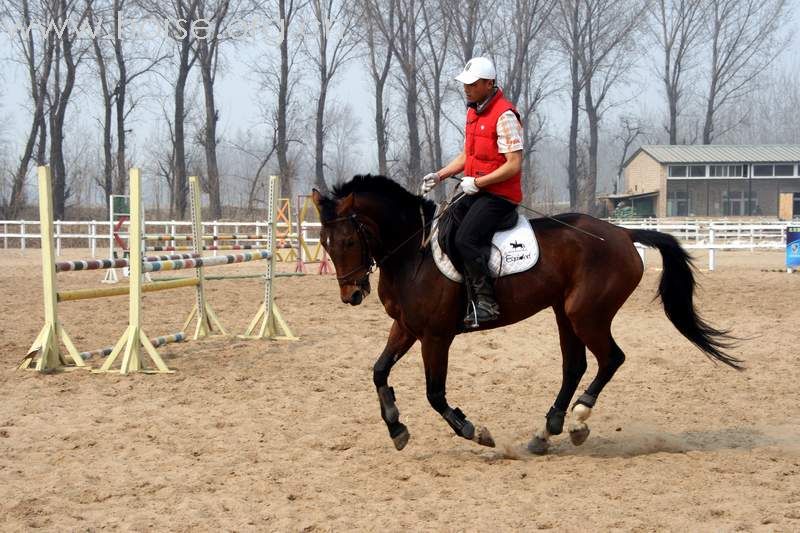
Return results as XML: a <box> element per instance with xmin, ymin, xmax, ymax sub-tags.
<box><xmin>452</xmin><ymin>192</ymin><xmax>518</xmax><ymax>272</ymax></box>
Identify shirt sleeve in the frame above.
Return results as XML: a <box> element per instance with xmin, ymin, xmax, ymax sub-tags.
<box><xmin>496</xmin><ymin>110</ymin><xmax>523</xmax><ymax>153</ymax></box>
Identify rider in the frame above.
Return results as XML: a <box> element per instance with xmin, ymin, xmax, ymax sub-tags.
<box><xmin>421</xmin><ymin>56</ymin><xmax>524</xmax><ymax>328</ymax></box>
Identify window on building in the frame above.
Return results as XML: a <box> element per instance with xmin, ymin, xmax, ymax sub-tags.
<box><xmin>775</xmin><ymin>164</ymin><xmax>794</xmax><ymax>177</ymax></box>
<box><xmin>669</xmin><ymin>165</ymin><xmax>687</xmax><ymax>178</ymax></box>
<box><xmin>667</xmin><ymin>187</ymin><xmax>689</xmax><ymax>216</ymax></box>
<box><xmin>754</xmin><ymin>164</ymin><xmax>773</xmax><ymax>177</ymax></box>
<box><xmin>710</xmin><ymin>165</ymin><xmax>745</xmax><ymax>178</ymax></box>
<box><xmin>723</xmin><ymin>189</ymin><xmax>758</xmax><ymax>216</ymax></box>
<box><xmin>689</xmin><ymin>165</ymin><xmax>706</xmax><ymax>177</ymax></box>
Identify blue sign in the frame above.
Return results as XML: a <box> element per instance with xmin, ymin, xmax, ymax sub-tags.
<box><xmin>788</xmin><ymin>226</ymin><xmax>800</xmax><ymax>271</ymax></box>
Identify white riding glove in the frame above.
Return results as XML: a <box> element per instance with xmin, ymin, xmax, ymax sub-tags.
<box><xmin>460</xmin><ymin>176</ymin><xmax>480</xmax><ymax>195</ymax></box>
<box><xmin>420</xmin><ymin>172</ymin><xmax>440</xmax><ymax>195</ymax></box>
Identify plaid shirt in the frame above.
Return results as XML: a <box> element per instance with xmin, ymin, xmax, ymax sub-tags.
<box><xmin>496</xmin><ymin>110</ymin><xmax>523</xmax><ymax>153</ymax></box>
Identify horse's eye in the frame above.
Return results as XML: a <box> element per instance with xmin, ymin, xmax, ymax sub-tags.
<box><xmin>344</xmin><ymin>238</ymin><xmax>356</xmax><ymax>247</ymax></box>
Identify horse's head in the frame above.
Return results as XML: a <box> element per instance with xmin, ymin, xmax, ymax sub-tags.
<box><xmin>312</xmin><ymin>189</ymin><xmax>377</xmax><ymax>306</ymax></box>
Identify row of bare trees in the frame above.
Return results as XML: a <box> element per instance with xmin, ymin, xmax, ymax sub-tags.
<box><xmin>0</xmin><ymin>0</ymin><xmax>795</xmax><ymax>219</ymax></box>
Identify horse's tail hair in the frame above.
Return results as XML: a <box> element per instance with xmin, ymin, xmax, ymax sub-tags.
<box><xmin>628</xmin><ymin>229</ymin><xmax>742</xmax><ymax>370</ymax></box>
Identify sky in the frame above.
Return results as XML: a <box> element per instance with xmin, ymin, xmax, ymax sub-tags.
<box><xmin>1</xmin><ymin>5</ymin><xmax>799</xmax><ymax>207</ymax></box>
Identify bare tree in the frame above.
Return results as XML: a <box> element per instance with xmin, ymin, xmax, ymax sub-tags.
<box><xmin>305</xmin><ymin>0</ymin><xmax>360</xmax><ymax>193</ymax></box>
<box><xmin>418</xmin><ymin>0</ymin><xmax>450</xmax><ymax>176</ymax></box>
<box><xmin>48</xmin><ymin>0</ymin><xmax>91</xmax><ymax>219</ymax></box>
<box><xmin>193</xmin><ymin>0</ymin><xmax>251</xmax><ymax>219</ymax></box>
<box><xmin>489</xmin><ymin>0</ymin><xmax>556</xmax><ymax>200</ymax></box>
<box><xmin>87</xmin><ymin>0</ymin><xmax>166</xmax><ymax>206</ymax></box>
<box><xmin>702</xmin><ymin>0</ymin><xmax>789</xmax><ymax>144</ymax></box>
<box><xmin>138</xmin><ymin>0</ymin><xmax>202</xmax><ymax>217</ymax></box>
<box><xmin>359</xmin><ymin>0</ymin><xmax>395</xmax><ymax>176</ymax></box>
<box><xmin>579</xmin><ymin>0</ymin><xmax>646</xmax><ymax>212</ymax></box>
<box><xmin>365</xmin><ymin>0</ymin><xmax>424</xmax><ymax>188</ymax></box>
<box><xmin>325</xmin><ymin>102</ymin><xmax>362</xmax><ymax>183</ymax></box>
<box><xmin>1</xmin><ymin>0</ymin><xmax>55</xmax><ymax>218</ymax></box>
<box><xmin>613</xmin><ymin>115</ymin><xmax>646</xmax><ymax>193</ymax></box>
<box><xmin>649</xmin><ymin>0</ymin><xmax>705</xmax><ymax>145</ymax></box>
<box><xmin>441</xmin><ymin>0</ymin><xmax>492</xmax><ymax>62</ymax></box>
<box><xmin>551</xmin><ymin>0</ymin><xmax>589</xmax><ymax>209</ymax></box>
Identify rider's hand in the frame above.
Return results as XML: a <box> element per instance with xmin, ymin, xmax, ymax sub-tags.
<box><xmin>420</xmin><ymin>172</ymin><xmax>440</xmax><ymax>194</ymax></box>
<box><xmin>420</xmin><ymin>172</ymin><xmax>440</xmax><ymax>195</ymax></box>
<box><xmin>460</xmin><ymin>176</ymin><xmax>480</xmax><ymax>195</ymax></box>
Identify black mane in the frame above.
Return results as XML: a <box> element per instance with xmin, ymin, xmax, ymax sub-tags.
<box><xmin>319</xmin><ymin>174</ymin><xmax>436</xmax><ymax>222</ymax></box>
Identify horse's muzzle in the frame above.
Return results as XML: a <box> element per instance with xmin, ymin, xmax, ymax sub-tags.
<box><xmin>340</xmin><ymin>284</ymin><xmax>370</xmax><ymax>306</ymax></box>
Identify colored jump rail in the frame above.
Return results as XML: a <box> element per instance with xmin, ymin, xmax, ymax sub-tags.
<box><xmin>143</xmin><ymin>251</ymin><xmax>271</xmax><ymax>273</ymax></box>
<box><xmin>57</xmin><ymin>277</ymin><xmax>200</xmax><ymax>302</ymax></box>
<box><xmin>56</xmin><ymin>253</ymin><xmax>202</xmax><ymax>273</ymax></box>
<box><xmin>145</xmin><ymin>245</ymin><xmax>265</xmax><ymax>252</ymax></box>
<box><xmin>143</xmin><ymin>234</ymin><xmax>267</xmax><ymax>241</ymax></box>
<box><xmin>79</xmin><ymin>331</ymin><xmax>186</xmax><ymax>360</ymax></box>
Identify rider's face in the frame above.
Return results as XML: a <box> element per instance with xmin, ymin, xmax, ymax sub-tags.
<box><xmin>463</xmin><ymin>79</ymin><xmax>495</xmax><ymax>104</ymax></box>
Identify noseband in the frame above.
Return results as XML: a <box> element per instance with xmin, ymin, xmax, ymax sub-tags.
<box><xmin>325</xmin><ymin>214</ymin><xmax>376</xmax><ymax>288</ymax></box>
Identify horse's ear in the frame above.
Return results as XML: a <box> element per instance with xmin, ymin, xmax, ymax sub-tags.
<box><xmin>311</xmin><ymin>189</ymin><xmax>323</xmax><ymax>208</ymax></box>
<box><xmin>336</xmin><ymin>193</ymin><xmax>355</xmax><ymax>215</ymax></box>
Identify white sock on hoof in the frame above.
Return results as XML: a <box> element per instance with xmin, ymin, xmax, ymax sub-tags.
<box><xmin>572</xmin><ymin>404</ymin><xmax>592</xmax><ymax>423</ymax></box>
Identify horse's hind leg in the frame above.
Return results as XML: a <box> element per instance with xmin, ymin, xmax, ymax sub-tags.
<box><xmin>528</xmin><ymin>305</ymin><xmax>587</xmax><ymax>455</ymax></box>
<box><xmin>568</xmin><ymin>322</ymin><xmax>626</xmax><ymax>446</ymax></box>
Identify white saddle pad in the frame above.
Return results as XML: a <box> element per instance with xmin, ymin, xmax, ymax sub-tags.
<box><xmin>431</xmin><ymin>213</ymin><xmax>539</xmax><ymax>283</ymax></box>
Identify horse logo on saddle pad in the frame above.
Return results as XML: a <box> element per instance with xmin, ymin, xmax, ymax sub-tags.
<box><xmin>431</xmin><ymin>212</ymin><xmax>539</xmax><ymax>283</ymax></box>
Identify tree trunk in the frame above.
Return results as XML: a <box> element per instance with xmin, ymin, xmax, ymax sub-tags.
<box><xmin>200</xmin><ymin>59</ymin><xmax>222</xmax><ymax>219</ymax></box>
<box><xmin>566</xmin><ymin>1</ymin><xmax>581</xmax><ymax>210</ymax></box>
<box><xmin>276</xmin><ymin>0</ymin><xmax>292</xmax><ymax>199</ymax></box>
<box><xmin>173</xmin><ymin>42</ymin><xmax>191</xmax><ymax>218</ymax></box>
<box><xmin>583</xmin><ymin>79</ymin><xmax>599</xmax><ymax>214</ymax></box>
<box><xmin>314</xmin><ymin>78</ymin><xmax>328</xmax><ymax>193</ymax></box>
<box><xmin>114</xmin><ymin>2</ymin><xmax>128</xmax><ymax>196</ymax></box>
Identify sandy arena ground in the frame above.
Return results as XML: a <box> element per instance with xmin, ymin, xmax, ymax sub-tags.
<box><xmin>1</xmin><ymin>247</ymin><xmax>799</xmax><ymax>531</ymax></box>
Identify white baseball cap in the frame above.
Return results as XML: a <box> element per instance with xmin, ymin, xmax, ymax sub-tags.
<box><xmin>454</xmin><ymin>57</ymin><xmax>496</xmax><ymax>84</ymax></box>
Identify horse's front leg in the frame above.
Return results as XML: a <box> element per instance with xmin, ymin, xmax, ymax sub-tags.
<box><xmin>373</xmin><ymin>321</ymin><xmax>417</xmax><ymax>450</ymax></box>
<box><xmin>421</xmin><ymin>334</ymin><xmax>495</xmax><ymax>448</ymax></box>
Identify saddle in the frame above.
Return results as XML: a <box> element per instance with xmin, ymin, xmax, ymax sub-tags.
<box><xmin>430</xmin><ymin>205</ymin><xmax>539</xmax><ymax>283</ymax></box>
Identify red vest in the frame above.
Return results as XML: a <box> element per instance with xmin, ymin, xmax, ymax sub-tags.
<box><xmin>464</xmin><ymin>89</ymin><xmax>523</xmax><ymax>204</ymax></box>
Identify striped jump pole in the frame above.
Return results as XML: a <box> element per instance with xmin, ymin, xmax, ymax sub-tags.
<box><xmin>143</xmin><ymin>234</ymin><xmax>267</xmax><ymax>241</ymax></box>
<box><xmin>80</xmin><ymin>332</ymin><xmax>185</xmax><ymax>360</ymax></box>
<box><xmin>145</xmin><ymin>245</ymin><xmax>265</xmax><ymax>252</ymax></box>
<box><xmin>96</xmin><ymin>169</ymin><xmax>173</xmax><ymax>375</ymax></box>
<box><xmin>241</xmin><ymin>175</ymin><xmax>297</xmax><ymax>341</ymax></box>
<box><xmin>56</xmin><ymin>253</ymin><xmax>202</xmax><ymax>273</ymax></box>
<box><xmin>18</xmin><ymin>167</ymin><xmax>86</xmax><ymax>372</ymax></box>
<box><xmin>142</xmin><ymin>250</ymin><xmax>271</xmax><ymax>272</ymax></box>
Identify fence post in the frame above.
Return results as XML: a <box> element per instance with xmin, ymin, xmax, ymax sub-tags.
<box><xmin>3</xmin><ymin>222</ymin><xmax>7</xmax><ymax>248</ymax></box>
<box><xmin>213</xmin><ymin>221</ymin><xmax>219</xmax><ymax>256</ymax></box>
<box><xmin>90</xmin><ymin>221</ymin><xmax>97</xmax><ymax>257</ymax></box>
<box><xmin>708</xmin><ymin>228</ymin><xmax>716</xmax><ymax>272</ymax></box>
<box><xmin>55</xmin><ymin>220</ymin><xmax>62</xmax><ymax>256</ymax></box>
<box><xmin>21</xmin><ymin>221</ymin><xmax>26</xmax><ymax>250</ymax></box>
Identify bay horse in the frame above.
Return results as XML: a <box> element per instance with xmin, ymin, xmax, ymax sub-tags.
<box><xmin>312</xmin><ymin>175</ymin><xmax>739</xmax><ymax>454</ymax></box>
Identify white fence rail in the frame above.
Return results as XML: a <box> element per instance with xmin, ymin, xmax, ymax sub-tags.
<box><xmin>1</xmin><ymin>218</ymin><xmax>792</xmax><ymax>271</ymax></box>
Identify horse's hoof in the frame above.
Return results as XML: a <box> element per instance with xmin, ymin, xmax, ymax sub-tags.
<box><xmin>473</xmin><ymin>426</ymin><xmax>495</xmax><ymax>448</ymax></box>
<box><xmin>527</xmin><ymin>435</ymin><xmax>549</xmax><ymax>455</ymax></box>
<box><xmin>569</xmin><ymin>424</ymin><xmax>590</xmax><ymax>446</ymax></box>
<box><xmin>391</xmin><ymin>424</ymin><xmax>410</xmax><ymax>451</ymax></box>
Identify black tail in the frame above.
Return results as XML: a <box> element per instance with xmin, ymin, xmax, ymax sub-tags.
<box><xmin>629</xmin><ymin>229</ymin><xmax>742</xmax><ymax>370</ymax></box>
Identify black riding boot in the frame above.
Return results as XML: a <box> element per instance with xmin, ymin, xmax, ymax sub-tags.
<box><xmin>463</xmin><ymin>260</ymin><xmax>500</xmax><ymax>328</ymax></box>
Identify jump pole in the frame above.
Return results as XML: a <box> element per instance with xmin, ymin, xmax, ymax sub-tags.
<box><xmin>182</xmin><ymin>175</ymin><xmax>226</xmax><ymax>339</ymax></box>
<box><xmin>18</xmin><ymin>166</ymin><xmax>86</xmax><ymax>372</ymax></box>
<box><xmin>95</xmin><ymin>168</ymin><xmax>173</xmax><ymax>374</ymax></box>
<box><xmin>241</xmin><ymin>175</ymin><xmax>297</xmax><ymax>341</ymax></box>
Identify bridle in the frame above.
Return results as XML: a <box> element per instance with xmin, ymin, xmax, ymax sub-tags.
<box><xmin>324</xmin><ymin>213</ymin><xmax>377</xmax><ymax>289</ymax></box>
